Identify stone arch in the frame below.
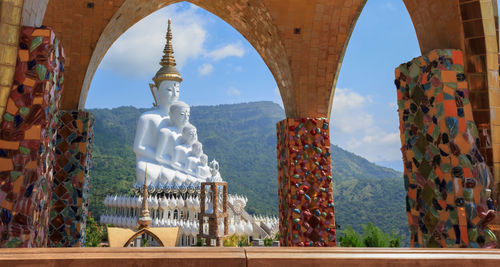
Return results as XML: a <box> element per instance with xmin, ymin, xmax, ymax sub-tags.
<box><xmin>44</xmin><ymin>0</ymin><xmax>291</xmax><ymax>114</ymax></box>
<box><xmin>41</xmin><ymin>0</ymin><xmax>369</xmax><ymax>118</ymax></box>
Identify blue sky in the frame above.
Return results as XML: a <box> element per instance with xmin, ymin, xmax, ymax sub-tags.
<box><xmin>87</xmin><ymin>1</ymin><xmax>424</xmax><ymax>171</ymax></box>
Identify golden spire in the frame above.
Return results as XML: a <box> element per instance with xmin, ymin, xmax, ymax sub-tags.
<box><xmin>153</xmin><ymin>18</ymin><xmax>182</xmax><ymax>86</ymax></box>
<box><xmin>138</xmin><ymin>164</ymin><xmax>151</xmax><ymax>228</ymax></box>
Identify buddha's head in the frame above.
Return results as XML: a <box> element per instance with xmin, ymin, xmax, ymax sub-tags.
<box><xmin>157</xmin><ymin>80</ymin><xmax>180</xmax><ymax>108</ymax></box>
<box><xmin>169</xmin><ymin>101</ymin><xmax>190</xmax><ymax>128</ymax></box>
<box><xmin>191</xmin><ymin>141</ymin><xmax>202</xmax><ymax>157</ymax></box>
<box><xmin>152</xmin><ymin>19</ymin><xmax>182</xmax><ymax>111</ymax></box>
<box><xmin>200</xmin><ymin>154</ymin><xmax>208</xmax><ymax>166</ymax></box>
<box><xmin>181</xmin><ymin>124</ymin><xmax>197</xmax><ymax>146</ymax></box>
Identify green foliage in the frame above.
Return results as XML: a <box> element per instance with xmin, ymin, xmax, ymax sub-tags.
<box><xmin>263</xmin><ymin>237</ymin><xmax>273</xmax><ymax>246</ymax></box>
<box><xmin>338</xmin><ymin>226</ymin><xmax>363</xmax><ymax>247</ymax></box>
<box><xmin>238</xmin><ymin>235</ymin><xmax>250</xmax><ymax>247</ymax></box>
<box><xmin>222</xmin><ymin>235</ymin><xmax>251</xmax><ymax>247</ymax></box>
<box><xmin>85</xmin><ymin>216</ymin><xmax>103</xmax><ymax>247</ymax></box>
<box><xmin>141</xmin><ymin>237</ymin><xmax>149</xmax><ymax>247</ymax></box>
<box><xmin>339</xmin><ymin>223</ymin><xmax>401</xmax><ymax>247</ymax></box>
<box><xmin>223</xmin><ymin>235</ymin><xmax>239</xmax><ymax>247</ymax></box>
<box><xmin>86</xmin><ymin>101</ymin><xmax>409</xmax><ymax>246</ymax></box>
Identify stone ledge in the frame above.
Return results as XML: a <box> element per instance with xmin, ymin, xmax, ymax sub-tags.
<box><xmin>0</xmin><ymin>247</ymin><xmax>499</xmax><ymax>266</ymax></box>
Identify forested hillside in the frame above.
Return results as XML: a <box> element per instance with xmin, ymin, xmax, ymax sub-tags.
<box><xmin>87</xmin><ymin>101</ymin><xmax>408</xmax><ymax>244</ymax></box>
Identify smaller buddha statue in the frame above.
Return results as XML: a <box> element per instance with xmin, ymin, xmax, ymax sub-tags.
<box><xmin>187</xmin><ymin>141</ymin><xmax>203</xmax><ymax>172</ymax></box>
<box><xmin>209</xmin><ymin>159</ymin><xmax>222</xmax><ymax>182</ymax></box>
<box><xmin>173</xmin><ymin>124</ymin><xmax>198</xmax><ymax>168</ymax></box>
<box><xmin>197</xmin><ymin>154</ymin><xmax>211</xmax><ymax>178</ymax></box>
<box><xmin>156</xmin><ymin>101</ymin><xmax>191</xmax><ymax>165</ymax></box>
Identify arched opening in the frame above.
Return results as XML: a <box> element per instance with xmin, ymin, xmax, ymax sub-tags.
<box><xmin>124</xmin><ymin>229</ymin><xmax>165</xmax><ymax>247</ymax></box>
<box><xmin>329</xmin><ymin>0</ymin><xmax>499</xmax><ymax>248</ymax></box>
<box><xmin>82</xmin><ymin>2</ymin><xmax>282</xmax><ymax>246</ymax></box>
<box><xmin>0</xmin><ymin>0</ymin><xmax>497</xmax><ymax>248</ymax></box>
<box><xmin>330</xmin><ymin>0</ymin><xmax>420</xmax><ymax>246</ymax></box>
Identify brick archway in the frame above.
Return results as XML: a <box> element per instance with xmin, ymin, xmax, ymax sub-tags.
<box><xmin>0</xmin><ymin>0</ymin><xmax>499</xmax><ymax>248</ymax></box>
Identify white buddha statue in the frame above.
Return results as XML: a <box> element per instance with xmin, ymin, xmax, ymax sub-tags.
<box><xmin>133</xmin><ymin>18</ymin><xmax>225</xmax><ymax>188</ymax></box>
<box><xmin>209</xmin><ymin>159</ymin><xmax>223</xmax><ymax>182</ymax></box>
<box><xmin>197</xmin><ymin>154</ymin><xmax>211</xmax><ymax>178</ymax></box>
<box><xmin>172</xmin><ymin>124</ymin><xmax>198</xmax><ymax>168</ymax></box>
<box><xmin>156</xmin><ymin>102</ymin><xmax>191</xmax><ymax>165</ymax></box>
<box><xmin>134</xmin><ymin>19</ymin><xmax>183</xmax><ymax>186</ymax></box>
<box><xmin>187</xmin><ymin>141</ymin><xmax>203</xmax><ymax>172</ymax></box>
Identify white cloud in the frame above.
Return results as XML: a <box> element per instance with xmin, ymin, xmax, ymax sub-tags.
<box><xmin>386</xmin><ymin>2</ymin><xmax>395</xmax><ymax>10</ymax></box>
<box><xmin>198</xmin><ymin>63</ymin><xmax>214</xmax><ymax>76</ymax></box>
<box><xmin>331</xmin><ymin>88</ymin><xmax>401</xmax><ymax>163</ymax></box>
<box><xmin>226</xmin><ymin>87</ymin><xmax>241</xmax><ymax>96</ymax></box>
<box><xmin>206</xmin><ymin>42</ymin><xmax>245</xmax><ymax>61</ymax></box>
<box><xmin>99</xmin><ymin>4</ymin><xmax>207</xmax><ymax>78</ymax></box>
<box><xmin>273</xmin><ymin>86</ymin><xmax>284</xmax><ymax>107</ymax></box>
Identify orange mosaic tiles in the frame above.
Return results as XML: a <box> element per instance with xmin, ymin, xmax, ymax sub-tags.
<box><xmin>0</xmin><ymin>26</ymin><xmax>64</xmax><ymax>248</ymax></box>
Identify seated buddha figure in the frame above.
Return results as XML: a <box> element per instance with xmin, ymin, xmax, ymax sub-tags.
<box><xmin>172</xmin><ymin>124</ymin><xmax>198</xmax><ymax>169</ymax></box>
<box><xmin>156</xmin><ymin>101</ymin><xmax>191</xmax><ymax>165</ymax></box>
<box><xmin>186</xmin><ymin>141</ymin><xmax>203</xmax><ymax>173</ymax></box>
<box><xmin>134</xmin><ymin>19</ymin><xmax>183</xmax><ymax>186</ymax></box>
<box><xmin>197</xmin><ymin>154</ymin><xmax>211</xmax><ymax>178</ymax></box>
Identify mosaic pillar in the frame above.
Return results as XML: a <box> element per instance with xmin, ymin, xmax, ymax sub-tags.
<box><xmin>277</xmin><ymin>118</ymin><xmax>335</xmax><ymax>247</ymax></box>
<box><xmin>0</xmin><ymin>26</ymin><xmax>64</xmax><ymax>247</ymax></box>
<box><xmin>395</xmin><ymin>49</ymin><xmax>497</xmax><ymax>248</ymax></box>
<box><xmin>49</xmin><ymin>110</ymin><xmax>94</xmax><ymax>247</ymax></box>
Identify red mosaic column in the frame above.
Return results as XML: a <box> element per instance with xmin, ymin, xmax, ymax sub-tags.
<box><xmin>0</xmin><ymin>27</ymin><xmax>64</xmax><ymax>247</ymax></box>
<box><xmin>49</xmin><ymin>110</ymin><xmax>94</xmax><ymax>247</ymax></box>
<box><xmin>277</xmin><ymin>118</ymin><xmax>335</xmax><ymax>247</ymax></box>
<box><xmin>395</xmin><ymin>49</ymin><xmax>497</xmax><ymax>248</ymax></box>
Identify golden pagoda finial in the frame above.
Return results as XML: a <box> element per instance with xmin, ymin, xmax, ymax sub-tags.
<box><xmin>138</xmin><ymin>164</ymin><xmax>151</xmax><ymax>228</ymax></box>
<box><xmin>153</xmin><ymin>18</ymin><xmax>182</xmax><ymax>86</ymax></box>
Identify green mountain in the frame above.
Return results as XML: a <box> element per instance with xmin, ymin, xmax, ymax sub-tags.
<box><xmin>87</xmin><ymin>101</ymin><xmax>409</xmax><ymax>244</ymax></box>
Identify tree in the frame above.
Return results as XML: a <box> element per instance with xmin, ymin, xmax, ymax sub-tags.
<box><xmin>339</xmin><ymin>226</ymin><xmax>363</xmax><ymax>247</ymax></box>
<box><xmin>85</xmin><ymin>217</ymin><xmax>103</xmax><ymax>247</ymax></box>
<box><xmin>338</xmin><ymin>223</ymin><xmax>401</xmax><ymax>247</ymax></box>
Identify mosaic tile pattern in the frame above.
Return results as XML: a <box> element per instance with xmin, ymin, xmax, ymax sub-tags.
<box><xmin>0</xmin><ymin>27</ymin><xmax>64</xmax><ymax>247</ymax></box>
<box><xmin>49</xmin><ymin>111</ymin><xmax>94</xmax><ymax>247</ymax></box>
<box><xmin>395</xmin><ymin>49</ymin><xmax>497</xmax><ymax>248</ymax></box>
<box><xmin>277</xmin><ymin>118</ymin><xmax>335</xmax><ymax>247</ymax></box>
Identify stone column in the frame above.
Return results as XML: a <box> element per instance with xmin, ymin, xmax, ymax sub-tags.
<box><xmin>277</xmin><ymin>118</ymin><xmax>335</xmax><ymax>247</ymax></box>
<box><xmin>0</xmin><ymin>26</ymin><xmax>64</xmax><ymax>247</ymax></box>
<box><xmin>49</xmin><ymin>110</ymin><xmax>94</xmax><ymax>247</ymax></box>
<box><xmin>395</xmin><ymin>49</ymin><xmax>497</xmax><ymax>248</ymax></box>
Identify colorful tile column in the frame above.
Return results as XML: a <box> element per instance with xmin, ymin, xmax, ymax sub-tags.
<box><xmin>0</xmin><ymin>26</ymin><xmax>64</xmax><ymax>247</ymax></box>
<box><xmin>277</xmin><ymin>118</ymin><xmax>335</xmax><ymax>247</ymax></box>
<box><xmin>395</xmin><ymin>49</ymin><xmax>497</xmax><ymax>248</ymax></box>
<box><xmin>49</xmin><ymin>110</ymin><xmax>94</xmax><ymax>247</ymax></box>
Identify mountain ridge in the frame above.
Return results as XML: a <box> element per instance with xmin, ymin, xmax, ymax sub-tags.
<box><xmin>87</xmin><ymin>101</ymin><xmax>409</xmax><ymax>244</ymax></box>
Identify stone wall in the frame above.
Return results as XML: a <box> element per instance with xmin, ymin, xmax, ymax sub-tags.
<box><xmin>395</xmin><ymin>49</ymin><xmax>497</xmax><ymax>248</ymax></box>
<box><xmin>49</xmin><ymin>110</ymin><xmax>94</xmax><ymax>247</ymax></box>
<box><xmin>277</xmin><ymin>118</ymin><xmax>335</xmax><ymax>246</ymax></box>
<box><xmin>0</xmin><ymin>26</ymin><xmax>64</xmax><ymax>247</ymax></box>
